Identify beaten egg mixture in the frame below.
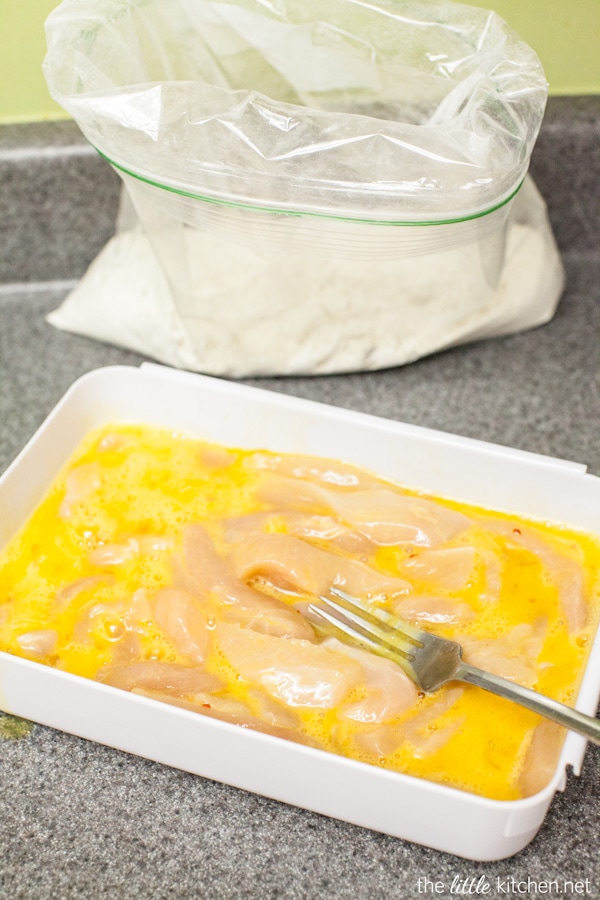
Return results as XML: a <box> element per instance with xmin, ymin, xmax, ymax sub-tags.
<box><xmin>0</xmin><ymin>423</ymin><xmax>599</xmax><ymax>801</ymax></box>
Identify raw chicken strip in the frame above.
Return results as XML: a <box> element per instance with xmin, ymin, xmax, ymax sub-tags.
<box><xmin>55</xmin><ymin>575</ymin><xmax>113</xmax><ymax>607</ymax></box>
<box><xmin>258</xmin><ymin>475</ymin><xmax>471</xmax><ymax>547</ymax></box>
<box><xmin>410</xmin><ymin>715</ymin><xmax>466</xmax><ymax>759</ymax></box>
<box><xmin>153</xmin><ymin>588</ymin><xmax>210</xmax><ymax>663</ymax></box>
<box><xmin>133</xmin><ymin>688</ymin><xmax>317</xmax><ymax>746</ymax></box>
<box><xmin>257</xmin><ymin>475</ymin><xmax>330</xmax><ymax>514</ymax></box>
<box><xmin>97</xmin><ymin>432</ymin><xmax>129</xmax><ymax>452</ymax></box>
<box><xmin>98</xmin><ymin>660</ymin><xmax>222</xmax><ymax>695</ymax></box>
<box><xmin>216</xmin><ymin>623</ymin><xmax>363</xmax><ymax>708</ymax></box>
<box><xmin>199</xmin><ymin>445</ymin><xmax>238</xmax><ymax>470</ymax></box>
<box><xmin>487</xmin><ymin>522</ymin><xmax>588</xmax><ymax>633</ymax></box>
<box><xmin>123</xmin><ymin>588</ymin><xmax>154</xmax><ymax>632</ymax></box>
<box><xmin>89</xmin><ymin>539</ymin><xmax>139</xmax><ymax>566</ymax></box>
<box><xmin>223</xmin><ymin>512</ymin><xmax>281</xmax><ymax>544</ymax></box>
<box><xmin>73</xmin><ymin>589</ymin><xmax>153</xmax><ymax>643</ymax></box>
<box><xmin>244</xmin><ymin>452</ymin><xmax>381</xmax><ymax>488</ymax></box>
<box><xmin>16</xmin><ymin>629</ymin><xmax>58</xmax><ymax>656</ymax></box>
<box><xmin>111</xmin><ymin>631</ymin><xmax>142</xmax><ymax>664</ymax></box>
<box><xmin>325</xmin><ymin>490</ymin><xmax>472</xmax><ymax>547</ymax></box>
<box><xmin>247</xmin><ymin>689</ymin><xmax>301</xmax><ymax>729</ymax></box>
<box><xmin>183</xmin><ymin>524</ymin><xmax>314</xmax><ymax>640</ymax></box>
<box><xmin>73</xmin><ymin>600</ymin><xmax>128</xmax><ymax>643</ymax></box>
<box><xmin>89</xmin><ymin>535</ymin><xmax>172</xmax><ymax>567</ymax></box>
<box><xmin>402</xmin><ymin>686</ymin><xmax>465</xmax><ymax>746</ymax></box>
<box><xmin>462</xmin><ymin>622</ymin><xmax>546</xmax><ymax>687</ymax></box>
<box><xmin>59</xmin><ymin>462</ymin><xmax>101</xmax><ymax>518</ymax></box>
<box><xmin>232</xmin><ymin>532</ymin><xmax>411</xmax><ymax>601</ymax></box>
<box><xmin>400</xmin><ymin>547</ymin><xmax>476</xmax><ymax>592</ymax></box>
<box><xmin>355</xmin><ymin>686</ymin><xmax>464</xmax><ymax>757</ymax></box>
<box><xmin>224</xmin><ymin>511</ymin><xmax>374</xmax><ymax>555</ymax></box>
<box><xmin>479</xmin><ymin>548</ymin><xmax>503</xmax><ymax>603</ymax></box>
<box><xmin>518</xmin><ymin>720</ymin><xmax>564</xmax><ymax>796</ymax></box>
<box><xmin>283</xmin><ymin>514</ymin><xmax>376</xmax><ymax>555</ymax></box>
<box><xmin>394</xmin><ymin>595</ymin><xmax>475</xmax><ymax>626</ymax></box>
<box><xmin>323</xmin><ymin>638</ymin><xmax>418</xmax><ymax>723</ymax></box>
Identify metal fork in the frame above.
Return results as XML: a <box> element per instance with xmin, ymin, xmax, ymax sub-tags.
<box><xmin>307</xmin><ymin>587</ymin><xmax>600</xmax><ymax>745</ymax></box>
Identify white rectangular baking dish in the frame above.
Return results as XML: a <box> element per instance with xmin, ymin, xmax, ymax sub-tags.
<box><xmin>1</xmin><ymin>362</ymin><xmax>599</xmax><ymax>861</ymax></box>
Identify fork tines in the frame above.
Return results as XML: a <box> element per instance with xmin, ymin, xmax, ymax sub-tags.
<box><xmin>308</xmin><ymin>586</ymin><xmax>423</xmax><ymax>679</ymax></box>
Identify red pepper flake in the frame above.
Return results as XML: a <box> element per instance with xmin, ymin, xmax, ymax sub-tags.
<box><xmin>201</xmin><ymin>703</ymin><xmax>212</xmax><ymax>708</ymax></box>
<box><xmin>512</xmin><ymin>528</ymin><xmax>522</xmax><ymax>535</ymax></box>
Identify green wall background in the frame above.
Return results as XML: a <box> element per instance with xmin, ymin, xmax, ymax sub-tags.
<box><xmin>1</xmin><ymin>0</ymin><xmax>599</xmax><ymax>123</ymax></box>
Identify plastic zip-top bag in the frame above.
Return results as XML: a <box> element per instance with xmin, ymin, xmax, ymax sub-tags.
<box><xmin>44</xmin><ymin>0</ymin><xmax>564</xmax><ymax>376</ymax></box>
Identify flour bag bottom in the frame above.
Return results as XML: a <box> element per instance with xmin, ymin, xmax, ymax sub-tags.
<box><xmin>47</xmin><ymin>177</ymin><xmax>563</xmax><ymax>377</ymax></box>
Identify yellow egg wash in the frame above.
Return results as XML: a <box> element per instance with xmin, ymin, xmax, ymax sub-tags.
<box><xmin>0</xmin><ymin>423</ymin><xmax>599</xmax><ymax>802</ymax></box>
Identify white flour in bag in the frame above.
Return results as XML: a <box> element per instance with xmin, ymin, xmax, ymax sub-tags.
<box><xmin>47</xmin><ymin>179</ymin><xmax>564</xmax><ymax>376</ymax></box>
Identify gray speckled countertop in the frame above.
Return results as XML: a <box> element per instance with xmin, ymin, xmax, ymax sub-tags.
<box><xmin>1</xmin><ymin>99</ymin><xmax>600</xmax><ymax>899</ymax></box>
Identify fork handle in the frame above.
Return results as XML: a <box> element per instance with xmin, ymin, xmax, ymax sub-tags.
<box><xmin>456</xmin><ymin>662</ymin><xmax>600</xmax><ymax>746</ymax></box>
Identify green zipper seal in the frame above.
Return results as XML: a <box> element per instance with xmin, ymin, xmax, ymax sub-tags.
<box><xmin>96</xmin><ymin>147</ymin><xmax>524</xmax><ymax>227</ymax></box>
